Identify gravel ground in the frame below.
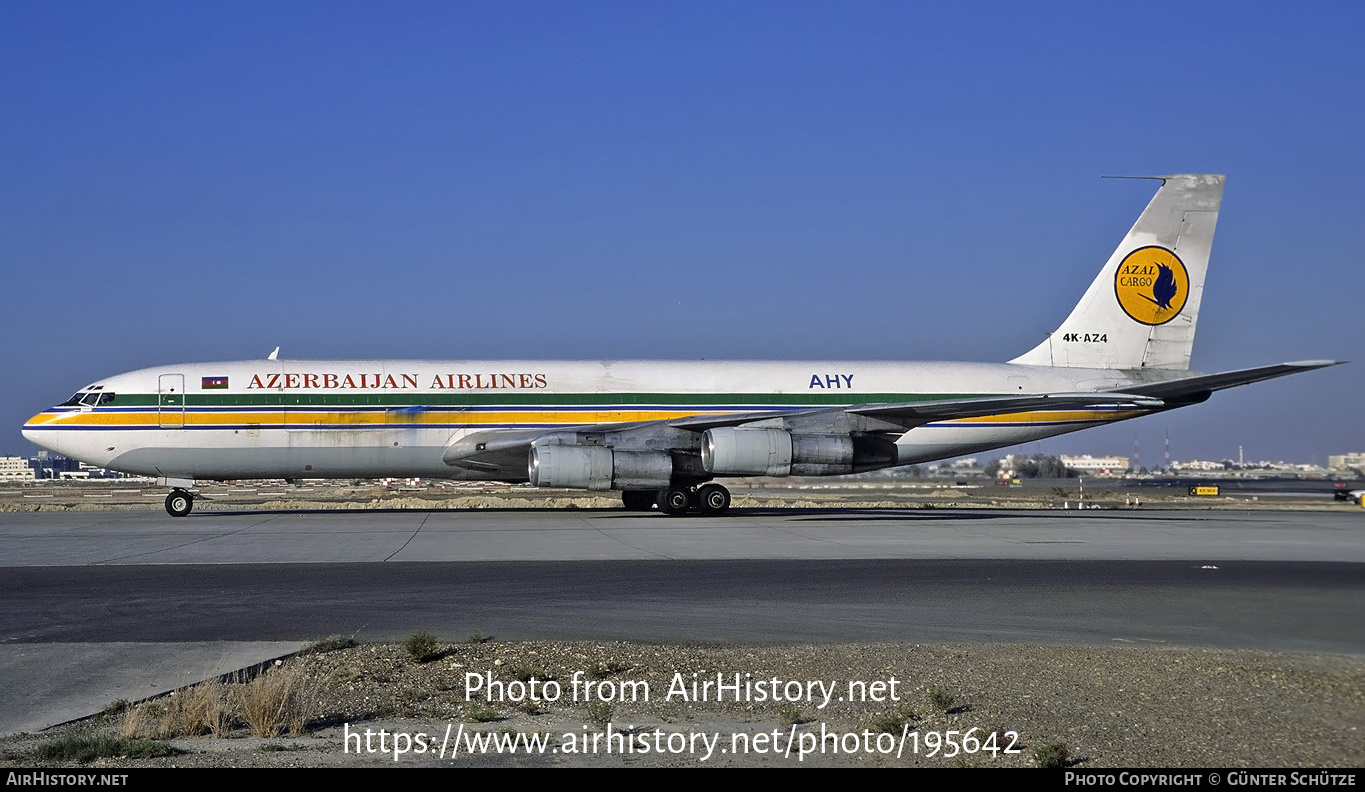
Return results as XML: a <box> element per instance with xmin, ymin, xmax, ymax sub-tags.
<box><xmin>3</xmin><ymin>640</ymin><xmax>1361</xmax><ymax>768</ymax></box>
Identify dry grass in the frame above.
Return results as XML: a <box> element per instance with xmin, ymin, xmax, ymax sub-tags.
<box><xmin>404</xmin><ymin>632</ymin><xmax>441</xmax><ymax>663</ymax></box>
<box><xmin>463</xmin><ymin>702</ymin><xmax>500</xmax><ymax>723</ymax></box>
<box><xmin>36</xmin><ymin>734</ymin><xmax>174</xmax><ymax>762</ymax></box>
<box><xmin>586</xmin><ymin>701</ymin><xmax>613</xmax><ymax>729</ymax></box>
<box><xmin>118</xmin><ymin>704</ymin><xmax>158</xmax><ymax>739</ymax></box>
<box><xmin>778</xmin><ymin>704</ymin><xmax>807</xmax><ymax>726</ymax></box>
<box><xmin>287</xmin><ymin>675</ymin><xmax>322</xmax><ymax>736</ymax></box>
<box><xmin>187</xmin><ymin>681</ymin><xmax>232</xmax><ymax>737</ymax></box>
<box><xmin>1032</xmin><ymin>739</ymin><xmax>1071</xmax><ymax>768</ymax></box>
<box><xmin>117</xmin><ymin>669</ymin><xmax>318</xmax><ymax>740</ymax></box>
<box><xmin>119</xmin><ymin>681</ymin><xmax>231</xmax><ymax>739</ymax></box>
<box><xmin>235</xmin><ymin>667</ymin><xmax>318</xmax><ymax>738</ymax></box>
<box><xmin>926</xmin><ymin>684</ymin><xmax>956</xmax><ymax>713</ymax></box>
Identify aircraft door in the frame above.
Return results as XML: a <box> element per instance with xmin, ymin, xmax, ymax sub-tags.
<box><xmin>158</xmin><ymin>374</ymin><xmax>185</xmax><ymax>428</ymax></box>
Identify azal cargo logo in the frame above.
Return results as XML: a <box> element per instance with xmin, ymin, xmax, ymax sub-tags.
<box><xmin>202</xmin><ymin>376</ymin><xmax>229</xmax><ymax>389</ymax></box>
<box><xmin>1113</xmin><ymin>246</ymin><xmax>1189</xmax><ymax>326</ymax></box>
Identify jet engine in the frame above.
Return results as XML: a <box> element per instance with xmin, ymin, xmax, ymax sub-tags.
<box><xmin>528</xmin><ymin>444</ymin><xmax>673</xmax><ymax>491</ymax></box>
<box><xmin>701</xmin><ymin>427</ymin><xmax>853</xmax><ymax>477</ymax></box>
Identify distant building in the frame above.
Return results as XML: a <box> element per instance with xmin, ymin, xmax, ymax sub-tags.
<box><xmin>1059</xmin><ymin>455</ymin><xmax>1130</xmax><ymax>476</ymax></box>
<box><xmin>1171</xmin><ymin>459</ymin><xmax>1228</xmax><ymax>472</ymax></box>
<box><xmin>29</xmin><ymin>452</ymin><xmax>85</xmax><ymax>479</ymax></box>
<box><xmin>0</xmin><ymin>457</ymin><xmax>35</xmax><ymax>481</ymax></box>
<box><xmin>1328</xmin><ymin>453</ymin><xmax>1365</xmax><ymax>471</ymax></box>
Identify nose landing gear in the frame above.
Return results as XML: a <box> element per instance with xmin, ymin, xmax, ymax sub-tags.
<box><xmin>165</xmin><ymin>489</ymin><xmax>194</xmax><ymax>517</ymax></box>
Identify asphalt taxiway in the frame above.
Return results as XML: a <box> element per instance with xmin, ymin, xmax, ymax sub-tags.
<box><xmin>4</xmin><ymin>506</ymin><xmax>1361</xmax><ymax>565</ymax></box>
<box><xmin>2</xmin><ymin>506</ymin><xmax>1361</xmax><ymax>734</ymax></box>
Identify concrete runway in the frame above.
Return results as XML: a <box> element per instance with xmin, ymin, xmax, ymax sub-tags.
<box><xmin>2</xmin><ymin>506</ymin><xmax>1362</xmax><ymax>734</ymax></box>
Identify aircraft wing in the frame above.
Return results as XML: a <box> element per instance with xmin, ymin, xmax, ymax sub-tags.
<box><xmin>443</xmin><ymin>391</ymin><xmax>1169</xmax><ymax>475</ymax></box>
<box><xmin>664</xmin><ymin>392</ymin><xmax>1166</xmax><ymax>433</ymax></box>
<box><xmin>1107</xmin><ymin>360</ymin><xmax>1344</xmax><ymax>402</ymax></box>
<box><xmin>841</xmin><ymin>392</ymin><xmax>1165</xmax><ymax>428</ymax></box>
<box><xmin>442</xmin><ymin>360</ymin><xmax>1340</xmax><ymax>477</ymax></box>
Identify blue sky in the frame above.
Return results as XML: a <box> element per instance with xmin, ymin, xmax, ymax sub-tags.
<box><xmin>2</xmin><ymin>1</ymin><xmax>1361</xmax><ymax>464</ymax></box>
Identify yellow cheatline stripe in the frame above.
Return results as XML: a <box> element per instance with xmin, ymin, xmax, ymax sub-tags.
<box><xmin>41</xmin><ymin>411</ymin><xmax>285</xmax><ymax>427</ymax></box>
<box><xmin>34</xmin><ymin>409</ymin><xmax>708</xmax><ymax>428</ymax></box>
<box><xmin>428</xmin><ymin>410</ymin><xmax>699</xmax><ymax>424</ymax></box>
<box><xmin>299</xmin><ymin>410</ymin><xmax>700</xmax><ymax>425</ymax></box>
<box><xmin>35</xmin><ymin>407</ymin><xmax>1145</xmax><ymax>429</ymax></box>
<box><xmin>231</xmin><ymin>411</ymin><xmax>381</xmax><ymax>426</ymax></box>
<box><xmin>950</xmin><ymin>409</ymin><xmax>1145</xmax><ymax>424</ymax></box>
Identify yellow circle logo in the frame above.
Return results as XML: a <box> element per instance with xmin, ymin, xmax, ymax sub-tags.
<box><xmin>1114</xmin><ymin>246</ymin><xmax>1188</xmax><ymax>326</ymax></box>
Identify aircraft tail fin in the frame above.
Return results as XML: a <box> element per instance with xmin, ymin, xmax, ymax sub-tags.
<box><xmin>1010</xmin><ymin>174</ymin><xmax>1224</xmax><ymax>370</ymax></box>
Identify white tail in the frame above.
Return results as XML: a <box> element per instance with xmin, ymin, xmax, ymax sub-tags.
<box><xmin>1010</xmin><ymin>174</ymin><xmax>1224</xmax><ymax>370</ymax></box>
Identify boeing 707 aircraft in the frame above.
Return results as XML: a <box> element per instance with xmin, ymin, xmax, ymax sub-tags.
<box><xmin>22</xmin><ymin>174</ymin><xmax>1339</xmax><ymax>516</ymax></box>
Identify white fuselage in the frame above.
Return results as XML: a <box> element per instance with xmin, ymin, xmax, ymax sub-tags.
<box><xmin>23</xmin><ymin>358</ymin><xmax>1165</xmax><ymax>482</ymax></box>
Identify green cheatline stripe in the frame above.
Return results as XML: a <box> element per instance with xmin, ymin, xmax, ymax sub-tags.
<box><xmin>104</xmin><ymin>392</ymin><xmax>990</xmax><ymax>408</ymax></box>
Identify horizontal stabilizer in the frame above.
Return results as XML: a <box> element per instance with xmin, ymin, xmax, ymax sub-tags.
<box><xmin>1109</xmin><ymin>360</ymin><xmax>1344</xmax><ymax>401</ymax></box>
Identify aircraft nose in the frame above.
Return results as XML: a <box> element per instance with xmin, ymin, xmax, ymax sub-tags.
<box><xmin>21</xmin><ymin>411</ymin><xmax>59</xmax><ymax>450</ymax></box>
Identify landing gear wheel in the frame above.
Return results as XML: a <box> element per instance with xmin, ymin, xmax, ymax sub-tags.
<box><xmin>621</xmin><ymin>491</ymin><xmax>655</xmax><ymax>511</ymax></box>
<box><xmin>697</xmin><ymin>483</ymin><xmax>731</xmax><ymax>516</ymax></box>
<box><xmin>656</xmin><ymin>487</ymin><xmax>693</xmax><ymax>517</ymax></box>
<box><xmin>165</xmin><ymin>489</ymin><xmax>194</xmax><ymax>517</ymax></box>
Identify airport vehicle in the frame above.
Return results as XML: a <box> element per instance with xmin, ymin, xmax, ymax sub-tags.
<box><xmin>22</xmin><ymin>174</ymin><xmax>1338</xmax><ymax>516</ymax></box>
<box><xmin>1338</xmin><ymin>490</ymin><xmax>1365</xmax><ymax>507</ymax></box>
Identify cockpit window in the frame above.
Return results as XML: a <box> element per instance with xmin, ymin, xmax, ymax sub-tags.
<box><xmin>59</xmin><ymin>391</ymin><xmax>116</xmax><ymax>407</ymax></box>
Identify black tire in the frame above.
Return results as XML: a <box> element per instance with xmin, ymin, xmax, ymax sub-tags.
<box><xmin>165</xmin><ymin>490</ymin><xmax>193</xmax><ymax>517</ymax></box>
<box><xmin>656</xmin><ymin>487</ymin><xmax>692</xmax><ymax>516</ymax></box>
<box><xmin>621</xmin><ymin>491</ymin><xmax>655</xmax><ymax>511</ymax></box>
<box><xmin>697</xmin><ymin>483</ymin><xmax>731</xmax><ymax>516</ymax></box>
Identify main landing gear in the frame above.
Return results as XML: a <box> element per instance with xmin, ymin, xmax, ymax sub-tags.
<box><xmin>165</xmin><ymin>489</ymin><xmax>194</xmax><ymax>517</ymax></box>
<box><xmin>624</xmin><ymin>483</ymin><xmax>731</xmax><ymax>517</ymax></box>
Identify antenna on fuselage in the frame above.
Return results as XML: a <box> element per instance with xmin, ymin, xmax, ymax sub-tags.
<box><xmin>267</xmin><ymin>347</ymin><xmax>279</xmax><ymax>361</ymax></box>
